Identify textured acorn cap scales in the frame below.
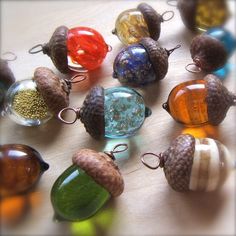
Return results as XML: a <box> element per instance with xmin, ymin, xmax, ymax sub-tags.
<box><xmin>79</xmin><ymin>86</ymin><xmax>105</xmax><ymax>139</ymax></box>
<box><xmin>72</xmin><ymin>149</ymin><xmax>124</xmax><ymax>197</ymax></box>
<box><xmin>139</xmin><ymin>37</ymin><xmax>169</xmax><ymax>81</ymax></box>
<box><xmin>33</xmin><ymin>67</ymin><xmax>70</xmax><ymax>116</ymax></box>
<box><xmin>205</xmin><ymin>74</ymin><xmax>236</xmax><ymax>125</ymax></box>
<box><xmin>162</xmin><ymin>134</ymin><xmax>195</xmax><ymax>192</ymax></box>
<box><xmin>137</xmin><ymin>3</ymin><xmax>162</xmax><ymax>41</ymax></box>
<box><xmin>42</xmin><ymin>26</ymin><xmax>70</xmax><ymax>74</ymax></box>
<box><xmin>177</xmin><ymin>0</ymin><xmax>197</xmax><ymax>31</ymax></box>
<box><xmin>190</xmin><ymin>35</ymin><xmax>228</xmax><ymax>72</ymax></box>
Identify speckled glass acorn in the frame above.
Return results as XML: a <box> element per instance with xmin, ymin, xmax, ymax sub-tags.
<box><xmin>162</xmin><ymin>74</ymin><xmax>236</xmax><ymax>126</ymax></box>
<box><xmin>112</xmin><ymin>3</ymin><xmax>174</xmax><ymax>45</ymax></box>
<box><xmin>51</xmin><ymin>144</ymin><xmax>126</xmax><ymax>221</ymax></box>
<box><xmin>0</xmin><ymin>56</ymin><xmax>16</xmax><ymax>112</ymax></box>
<box><xmin>5</xmin><ymin>67</ymin><xmax>70</xmax><ymax>126</ymax></box>
<box><xmin>188</xmin><ymin>27</ymin><xmax>236</xmax><ymax>72</ymax></box>
<box><xmin>141</xmin><ymin>134</ymin><xmax>234</xmax><ymax>192</ymax></box>
<box><xmin>0</xmin><ymin>144</ymin><xmax>49</xmax><ymax>197</ymax></box>
<box><xmin>29</xmin><ymin>26</ymin><xmax>110</xmax><ymax>74</ymax></box>
<box><xmin>58</xmin><ymin>86</ymin><xmax>151</xmax><ymax>139</ymax></box>
<box><xmin>113</xmin><ymin>37</ymin><xmax>180</xmax><ymax>86</ymax></box>
<box><xmin>175</xmin><ymin>0</ymin><xmax>229</xmax><ymax>32</ymax></box>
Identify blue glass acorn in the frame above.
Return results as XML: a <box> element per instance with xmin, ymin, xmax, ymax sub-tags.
<box><xmin>58</xmin><ymin>86</ymin><xmax>151</xmax><ymax>139</ymax></box>
<box><xmin>113</xmin><ymin>37</ymin><xmax>180</xmax><ymax>86</ymax></box>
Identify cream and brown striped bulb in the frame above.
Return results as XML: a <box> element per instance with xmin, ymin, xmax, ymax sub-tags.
<box><xmin>143</xmin><ymin>134</ymin><xmax>234</xmax><ymax>192</ymax></box>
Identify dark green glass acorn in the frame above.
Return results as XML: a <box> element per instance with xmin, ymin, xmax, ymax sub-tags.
<box><xmin>51</xmin><ymin>144</ymin><xmax>127</xmax><ymax>222</ymax></box>
<box><xmin>0</xmin><ymin>144</ymin><xmax>49</xmax><ymax>197</ymax></box>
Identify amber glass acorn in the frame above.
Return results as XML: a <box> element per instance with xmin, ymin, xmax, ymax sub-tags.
<box><xmin>163</xmin><ymin>74</ymin><xmax>236</xmax><ymax>126</ymax></box>
<box><xmin>0</xmin><ymin>144</ymin><xmax>49</xmax><ymax>197</ymax></box>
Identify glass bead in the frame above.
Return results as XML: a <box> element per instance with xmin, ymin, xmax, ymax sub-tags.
<box><xmin>113</xmin><ymin>44</ymin><xmax>156</xmax><ymax>85</ymax></box>
<box><xmin>51</xmin><ymin>165</ymin><xmax>110</xmax><ymax>221</ymax></box>
<box><xmin>67</xmin><ymin>27</ymin><xmax>109</xmax><ymax>71</ymax></box>
<box><xmin>206</xmin><ymin>27</ymin><xmax>236</xmax><ymax>57</ymax></box>
<box><xmin>5</xmin><ymin>79</ymin><xmax>53</xmax><ymax>126</ymax></box>
<box><xmin>114</xmin><ymin>9</ymin><xmax>150</xmax><ymax>45</ymax></box>
<box><xmin>104</xmin><ymin>87</ymin><xmax>149</xmax><ymax>138</ymax></box>
<box><xmin>0</xmin><ymin>144</ymin><xmax>49</xmax><ymax>197</ymax></box>
<box><xmin>195</xmin><ymin>0</ymin><xmax>229</xmax><ymax>32</ymax></box>
<box><xmin>165</xmin><ymin>80</ymin><xmax>208</xmax><ymax>126</ymax></box>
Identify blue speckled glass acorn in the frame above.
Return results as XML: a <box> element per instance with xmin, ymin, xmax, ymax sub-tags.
<box><xmin>113</xmin><ymin>37</ymin><xmax>180</xmax><ymax>86</ymax></box>
<box><xmin>58</xmin><ymin>86</ymin><xmax>151</xmax><ymax>139</ymax></box>
<box><xmin>188</xmin><ymin>27</ymin><xmax>236</xmax><ymax>73</ymax></box>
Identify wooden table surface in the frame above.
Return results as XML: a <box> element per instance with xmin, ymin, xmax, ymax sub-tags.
<box><xmin>1</xmin><ymin>1</ymin><xmax>235</xmax><ymax>235</ymax></box>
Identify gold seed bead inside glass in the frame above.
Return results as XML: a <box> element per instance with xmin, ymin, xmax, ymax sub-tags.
<box><xmin>115</xmin><ymin>9</ymin><xmax>150</xmax><ymax>45</ymax></box>
<box><xmin>12</xmin><ymin>89</ymin><xmax>49</xmax><ymax>120</ymax></box>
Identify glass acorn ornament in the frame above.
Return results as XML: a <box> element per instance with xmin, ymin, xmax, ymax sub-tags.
<box><xmin>167</xmin><ymin>0</ymin><xmax>230</xmax><ymax>32</ymax></box>
<box><xmin>162</xmin><ymin>74</ymin><xmax>236</xmax><ymax>126</ymax></box>
<box><xmin>113</xmin><ymin>37</ymin><xmax>181</xmax><ymax>86</ymax></box>
<box><xmin>0</xmin><ymin>144</ymin><xmax>49</xmax><ymax>197</ymax></box>
<box><xmin>51</xmin><ymin>144</ymin><xmax>127</xmax><ymax>221</ymax></box>
<box><xmin>58</xmin><ymin>86</ymin><xmax>151</xmax><ymax>139</ymax></box>
<box><xmin>141</xmin><ymin>134</ymin><xmax>234</xmax><ymax>192</ymax></box>
<box><xmin>29</xmin><ymin>26</ymin><xmax>110</xmax><ymax>74</ymax></box>
<box><xmin>0</xmin><ymin>53</ymin><xmax>16</xmax><ymax>113</ymax></box>
<box><xmin>187</xmin><ymin>27</ymin><xmax>236</xmax><ymax>73</ymax></box>
<box><xmin>112</xmin><ymin>3</ymin><xmax>174</xmax><ymax>45</ymax></box>
<box><xmin>4</xmin><ymin>67</ymin><xmax>75</xmax><ymax>126</ymax></box>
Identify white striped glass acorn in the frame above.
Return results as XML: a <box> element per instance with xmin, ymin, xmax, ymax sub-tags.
<box><xmin>141</xmin><ymin>134</ymin><xmax>234</xmax><ymax>192</ymax></box>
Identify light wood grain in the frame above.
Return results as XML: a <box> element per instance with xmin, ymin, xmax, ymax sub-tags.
<box><xmin>1</xmin><ymin>1</ymin><xmax>235</xmax><ymax>235</ymax></box>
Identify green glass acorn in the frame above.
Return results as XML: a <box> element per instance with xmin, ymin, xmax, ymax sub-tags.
<box><xmin>51</xmin><ymin>144</ymin><xmax>127</xmax><ymax>221</ymax></box>
<box><xmin>0</xmin><ymin>144</ymin><xmax>49</xmax><ymax>197</ymax></box>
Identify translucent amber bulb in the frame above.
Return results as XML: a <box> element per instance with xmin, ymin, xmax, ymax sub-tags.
<box><xmin>164</xmin><ymin>80</ymin><xmax>208</xmax><ymax>126</ymax></box>
<box><xmin>195</xmin><ymin>0</ymin><xmax>229</xmax><ymax>32</ymax></box>
<box><xmin>114</xmin><ymin>9</ymin><xmax>150</xmax><ymax>45</ymax></box>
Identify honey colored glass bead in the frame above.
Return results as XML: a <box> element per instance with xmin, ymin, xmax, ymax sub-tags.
<box><xmin>163</xmin><ymin>75</ymin><xmax>236</xmax><ymax>126</ymax></box>
<box><xmin>195</xmin><ymin>0</ymin><xmax>229</xmax><ymax>32</ymax></box>
<box><xmin>0</xmin><ymin>144</ymin><xmax>49</xmax><ymax>197</ymax></box>
<box><xmin>114</xmin><ymin>9</ymin><xmax>150</xmax><ymax>45</ymax></box>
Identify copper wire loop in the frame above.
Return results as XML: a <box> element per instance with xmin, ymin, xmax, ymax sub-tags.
<box><xmin>104</xmin><ymin>143</ymin><xmax>129</xmax><ymax>160</ymax></box>
<box><xmin>58</xmin><ymin>107</ymin><xmax>80</xmax><ymax>124</ymax></box>
<box><xmin>167</xmin><ymin>44</ymin><xmax>181</xmax><ymax>55</ymax></box>
<box><xmin>161</xmin><ymin>10</ymin><xmax>175</xmax><ymax>22</ymax></box>
<box><xmin>107</xmin><ymin>44</ymin><xmax>112</xmax><ymax>52</ymax></box>
<box><xmin>2</xmin><ymin>51</ymin><xmax>17</xmax><ymax>61</ymax></box>
<box><xmin>28</xmin><ymin>44</ymin><xmax>44</xmax><ymax>54</ymax></box>
<box><xmin>166</xmin><ymin>0</ymin><xmax>177</xmax><ymax>7</ymax></box>
<box><xmin>185</xmin><ymin>63</ymin><xmax>202</xmax><ymax>73</ymax></box>
<box><xmin>70</xmin><ymin>73</ymin><xmax>88</xmax><ymax>83</ymax></box>
<box><xmin>141</xmin><ymin>152</ymin><xmax>163</xmax><ymax>170</ymax></box>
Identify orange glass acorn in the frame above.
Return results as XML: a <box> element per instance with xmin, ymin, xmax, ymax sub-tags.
<box><xmin>162</xmin><ymin>74</ymin><xmax>236</xmax><ymax>126</ymax></box>
<box><xmin>0</xmin><ymin>144</ymin><xmax>49</xmax><ymax>197</ymax></box>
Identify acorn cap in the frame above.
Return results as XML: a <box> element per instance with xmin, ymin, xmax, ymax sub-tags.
<box><xmin>43</xmin><ymin>26</ymin><xmax>70</xmax><ymax>74</ymax></box>
<box><xmin>177</xmin><ymin>0</ymin><xmax>197</xmax><ymax>31</ymax></box>
<box><xmin>137</xmin><ymin>3</ymin><xmax>162</xmax><ymax>41</ymax></box>
<box><xmin>0</xmin><ymin>59</ymin><xmax>16</xmax><ymax>88</ymax></box>
<box><xmin>162</xmin><ymin>134</ymin><xmax>195</xmax><ymax>192</ymax></box>
<box><xmin>139</xmin><ymin>37</ymin><xmax>169</xmax><ymax>81</ymax></box>
<box><xmin>33</xmin><ymin>67</ymin><xmax>70</xmax><ymax>116</ymax></box>
<box><xmin>72</xmin><ymin>149</ymin><xmax>124</xmax><ymax>197</ymax></box>
<box><xmin>190</xmin><ymin>35</ymin><xmax>228</xmax><ymax>72</ymax></box>
<box><xmin>205</xmin><ymin>74</ymin><xmax>236</xmax><ymax>125</ymax></box>
<box><xmin>79</xmin><ymin>86</ymin><xmax>105</xmax><ymax>139</ymax></box>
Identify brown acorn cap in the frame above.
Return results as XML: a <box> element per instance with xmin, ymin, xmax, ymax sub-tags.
<box><xmin>43</xmin><ymin>26</ymin><xmax>70</xmax><ymax>74</ymax></box>
<box><xmin>33</xmin><ymin>67</ymin><xmax>70</xmax><ymax>116</ymax></box>
<box><xmin>162</xmin><ymin>134</ymin><xmax>195</xmax><ymax>192</ymax></box>
<box><xmin>0</xmin><ymin>59</ymin><xmax>16</xmax><ymax>88</ymax></box>
<box><xmin>79</xmin><ymin>86</ymin><xmax>105</xmax><ymax>139</ymax></box>
<box><xmin>137</xmin><ymin>3</ymin><xmax>162</xmax><ymax>41</ymax></box>
<box><xmin>177</xmin><ymin>0</ymin><xmax>197</xmax><ymax>31</ymax></box>
<box><xmin>72</xmin><ymin>149</ymin><xmax>124</xmax><ymax>197</ymax></box>
<box><xmin>139</xmin><ymin>37</ymin><xmax>169</xmax><ymax>81</ymax></box>
<box><xmin>190</xmin><ymin>35</ymin><xmax>228</xmax><ymax>72</ymax></box>
<box><xmin>205</xmin><ymin>74</ymin><xmax>236</xmax><ymax>125</ymax></box>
